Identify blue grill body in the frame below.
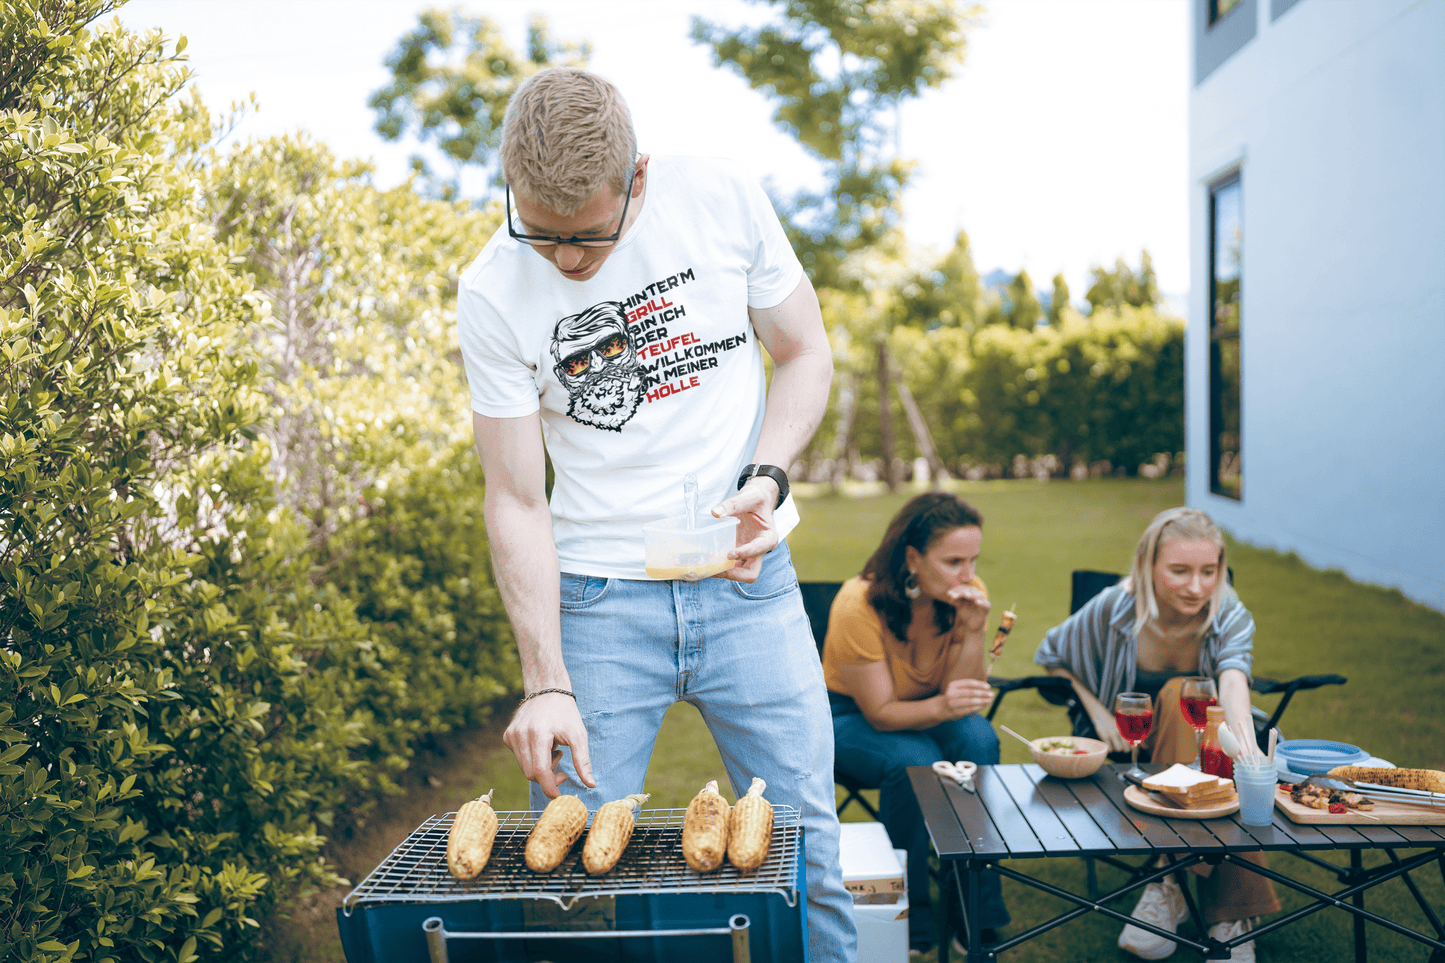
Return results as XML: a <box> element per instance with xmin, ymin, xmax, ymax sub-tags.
<box><xmin>336</xmin><ymin>807</ymin><xmax>808</xmax><ymax>962</ymax></box>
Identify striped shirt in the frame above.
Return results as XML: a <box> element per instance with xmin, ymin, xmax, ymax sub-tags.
<box><xmin>1032</xmin><ymin>583</ymin><xmax>1255</xmax><ymax>711</ymax></box>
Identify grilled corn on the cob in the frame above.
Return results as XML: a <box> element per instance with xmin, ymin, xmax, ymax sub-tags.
<box><xmin>446</xmin><ymin>790</ymin><xmax>498</xmax><ymax>880</ymax></box>
<box><xmin>524</xmin><ymin>794</ymin><xmax>588</xmax><ymax>872</ymax></box>
<box><xmin>727</xmin><ymin>777</ymin><xmax>773</xmax><ymax>873</ymax></box>
<box><xmin>582</xmin><ymin>793</ymin><xmax>649</xmax><ymax>875</ymax></box>
<box><xmin>682</xmin><ymin>779</ymin><xmax>730</xmax><ymax>873</ymax></box>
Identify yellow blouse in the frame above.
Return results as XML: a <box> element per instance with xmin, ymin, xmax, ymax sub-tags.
<box><xmin>821</xmin><ymin>574</ymin><xmax>988</xmax><ymax>702</ymax></box>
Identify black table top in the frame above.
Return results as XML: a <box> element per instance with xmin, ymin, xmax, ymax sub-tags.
<box><xmin>910</xmin><ymin>763</ymin><xmax>1445</xmax><ymax>862</ymax></box>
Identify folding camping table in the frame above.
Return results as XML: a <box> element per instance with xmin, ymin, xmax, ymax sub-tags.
<box><xmin>910</xmin><ymin>763</ymin><xmax>1445</xmax><ymax>962</ymax></box>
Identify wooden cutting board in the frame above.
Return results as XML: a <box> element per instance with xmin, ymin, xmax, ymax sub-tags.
<box><xmin>1274</xmin><ymin>785</ymin><xmax>1445</xmax><ymax>825</ymax></box>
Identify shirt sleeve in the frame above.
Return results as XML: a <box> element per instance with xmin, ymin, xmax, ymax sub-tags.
<box><xmin>1203</xmin><ymin>592</ymin><xmax>1255</xmax><ymax>680</ymax></box>
<box><xmin>457</xmin><ymin>269</ymin><xmax>542</xmax><ymax>418</ymax></box>
<box><xmin>1033</xmin><ymin>584</ymin><xmax>1122</xmax><ymax>702</ymax></box>
<box><xmin>739</xmin><ymin>172</ymin><xmax>804</xmax><ymax>310</ymax></box>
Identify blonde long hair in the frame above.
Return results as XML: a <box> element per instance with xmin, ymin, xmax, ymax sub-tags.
<box><xmin>1122</xmin><ymin>507</ymin><xmax>1229</xmax><ymax>636</ymax></box>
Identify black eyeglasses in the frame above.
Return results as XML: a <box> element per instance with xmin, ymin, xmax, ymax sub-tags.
<box><xmin>507</xmin><ymin>168</ymin><xmax>637</xmax><ymax>249</ymax></box>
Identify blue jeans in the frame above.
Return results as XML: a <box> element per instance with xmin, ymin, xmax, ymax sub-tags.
<box><xmin>545</xmin><ymin>541</ymin><xmax>857</xmax><ymax>963</ymax></box>
<box><xmin>832</xmin><ymin>699</ymin><xmax>1009</xmax><ymax>950</ymax></box>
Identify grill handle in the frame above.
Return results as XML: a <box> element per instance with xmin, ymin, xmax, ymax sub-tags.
<box><xmin>422</xmin><ymin>917</ymin><xmax>448</xmax><ymax>963</ymax></box>
<box><xmin>421</xmin><ymin>913</ymin><xmax>752</xmax><ymax>963</ymax></box>
<box><xmin>730</xmin><ymin>913</ymin><xmax>751</xmax><ymax>963</ymax></box>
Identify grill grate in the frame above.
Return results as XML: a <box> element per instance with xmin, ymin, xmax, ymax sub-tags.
<box><xmin>343</xmin><ymin>807</ymin><xmax>802</xmax><ymax>912</ymax></box>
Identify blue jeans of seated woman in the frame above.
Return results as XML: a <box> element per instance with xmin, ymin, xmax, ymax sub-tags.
<box><xmin>833</xmin><ymin>700</ymin><xmax>1010</xmax><ymax>950</ymax></box>
<box><xmin>544</xmin><ymin>541</ymin><xmax>856</xmax><ymax>963</ymax></box>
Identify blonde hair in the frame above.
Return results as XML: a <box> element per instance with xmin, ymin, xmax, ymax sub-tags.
<box><xmin>500</xmin><ymin>67</ymin><xmax>636</xmax><ymax>216</ymax></box>
<box><xmin>1123</xmin><ymin>507</ymin><xmax>1229</xmax><ymax>636</ymax></box>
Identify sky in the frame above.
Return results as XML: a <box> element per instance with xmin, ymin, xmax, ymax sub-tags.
<box><xmin>115</xmin><ymin>0</ymin><xmax>1191</xmax><ymax>304</ymax></box>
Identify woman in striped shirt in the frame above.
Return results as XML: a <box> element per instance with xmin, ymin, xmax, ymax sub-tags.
<box><xmin>1034</xmin><ymin>507</ymin><xmax>1278</xmax><ymax>961</ymax></box>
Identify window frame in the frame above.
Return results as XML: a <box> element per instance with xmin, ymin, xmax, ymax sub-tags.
<box><xmin>1208</xmin><ymin>172</ymin><xmax>1243</xmax><ymax>501</ymax></box>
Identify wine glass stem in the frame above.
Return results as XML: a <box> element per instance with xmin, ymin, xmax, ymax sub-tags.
<box><xmin>1195</xmin><ymin>729</ymin><xmax>1203</xmax><ymax>764</ymax></box>
<box><xmin>1131</xmin><ymin>743</ymin><xmax>1139</xmax><ymax>773</ymax></box>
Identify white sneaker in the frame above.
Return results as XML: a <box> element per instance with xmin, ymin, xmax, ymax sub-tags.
<box><xmin>1118</xmin><ymin>875</ymin><xmax>1189</xmax><ymax>959</ymax></box>
<box><xmin>1208</xmin><ymin>917</ymin><xmax>1258</xmax><ymax>962</ymax></box>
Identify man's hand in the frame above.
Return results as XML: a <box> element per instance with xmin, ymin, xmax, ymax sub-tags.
<box><xmin>709</xmin><ymin>477</ymin><xmax>780</xmax><ymax>584</ymax></box>
<box><xmin>939</xmin><ymin>678</ymin><xmax>996</xmax><ymax>719</ymax></box>
<box><xmin>502</xmin><ymin>692</ymin><xmax>596</xmax><ymax>798</ymax></box>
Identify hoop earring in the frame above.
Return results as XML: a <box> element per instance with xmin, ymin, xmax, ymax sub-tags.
<box><xmin>904</xmin><ymin>570</ymin><xmax>922</xmax><ymax>600</ymax></box>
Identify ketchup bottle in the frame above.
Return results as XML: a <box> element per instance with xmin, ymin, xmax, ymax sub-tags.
<box><xmin>1200</xmin><ymin>704</ymin><xmax>1234</xmax><ymax>779</ymax></box>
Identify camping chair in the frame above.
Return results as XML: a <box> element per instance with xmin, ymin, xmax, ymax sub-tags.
<box><xmin>1043</xmin><ymin>570</ymin><xmax>1348</xmax><ymax>756</ymax></box>
<box><xmin>799</xmin><ymin>581</ymin><xmax>1073</xmax><ymax>820</ymax></box>
<box><xmin>799</xmin><ymin>581</ymin><xmax>881</xmax><ymax>820</ymax></box>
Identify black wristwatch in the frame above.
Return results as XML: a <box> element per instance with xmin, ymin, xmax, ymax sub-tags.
<box><xmin>737</xmin><ymin>464</ymin><xmax>789</xmax><ymax>510</ymax></box>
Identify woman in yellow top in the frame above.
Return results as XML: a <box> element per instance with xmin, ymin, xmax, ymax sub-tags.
<box><xmin>822</xmin><ymin>492</ymin><xmax>1008</xmax><ymax>955</ymax></box>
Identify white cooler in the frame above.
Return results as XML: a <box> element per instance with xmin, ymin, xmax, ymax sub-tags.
<box><xmin>839</xmin><ymin>822</ymin><xmax>909</xmax><ymax>963</ymax></box>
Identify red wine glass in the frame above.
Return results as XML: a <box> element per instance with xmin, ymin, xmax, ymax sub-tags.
<box><xmin>1114</xmin><ymin>692</ymin><xmax>1153</xmax><ymax>780</ymax></box>
<box><xmin>1179</xmin><ymin>676</ymin><xmax>1218</xmax><ymax>767</ymax></box>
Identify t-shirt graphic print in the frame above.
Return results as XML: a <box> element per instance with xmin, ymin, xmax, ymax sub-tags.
<box><xmin>554</xmin><ymin>268</ymin><xmax>750</xmax><ymax>432</ymax></box>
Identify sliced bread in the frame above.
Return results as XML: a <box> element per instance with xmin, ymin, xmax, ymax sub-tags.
<box><xmin>1161</xmin><ymin>781</ymin><xmax>1236</xmax><ymax>808</ymax></box>
<box><xmin>1144</xmin><ymin>763</ymin><xmax>1228</xmax><ymax>800</ymax></box>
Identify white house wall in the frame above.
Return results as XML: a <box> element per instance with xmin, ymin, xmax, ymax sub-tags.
<box><xmin>1187</xmin><ymin>0</ymin><xmax>1445</xmax><ymax>611</ymax></box>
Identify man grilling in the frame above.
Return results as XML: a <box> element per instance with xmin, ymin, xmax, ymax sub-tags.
<box><xmin>455</xmin><ymin>67</ymin><xmax>856</xmax><ymax>960</ymax></box>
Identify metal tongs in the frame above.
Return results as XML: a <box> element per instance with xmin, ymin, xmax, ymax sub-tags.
<box><xmin>1293</xmin><ymin>774</ymin><xmax>1445</xmax><ymax>807</ymax></box>
<box><xmin>933</xmin><ymin>760</ymin><xmax>978</xmax><ymax>793</ymax></box>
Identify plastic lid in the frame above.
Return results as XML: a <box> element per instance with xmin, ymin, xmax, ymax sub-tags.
<box><xmin>1275</xmin><ymin>739</ymin><xmax>1371</xmax><ymax>775</ymax></box>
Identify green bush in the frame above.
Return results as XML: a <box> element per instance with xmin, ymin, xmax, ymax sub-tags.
<box><xmin>0</xmin><ymin>6</ymin><xmax>276</xmax><ymax>959</ymax></box>
<box><xmin>203</xmin><ymin>131</ymin><xmax>517</xmax><ymax>796</ymax></box>
<box><xmin>1</xmin><ymin>6</ymin><xmax>518</xmax><ymax>960</ymax></box>
<box><xmin>890</xmin><ymin>306</ymin><xmax>1184</xmax><ymax>472</ymax></box>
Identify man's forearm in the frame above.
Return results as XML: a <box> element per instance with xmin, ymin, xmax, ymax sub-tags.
<box><xmin>750</xmin><ymin>347</ymin><xmax>833</xmax><ymax>471</ymax></box>
<box><xmin>486</xmin><ymin>495</ymin><xmax>569</xmax><ymax>691</ymax></box>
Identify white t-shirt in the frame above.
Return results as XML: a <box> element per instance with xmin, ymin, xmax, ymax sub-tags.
<box><xmin>457</xmin><ymin>155</ymin><xmax>805</xmax><ymax>579</ymax></box>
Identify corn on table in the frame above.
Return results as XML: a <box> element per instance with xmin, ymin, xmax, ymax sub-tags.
<box><xmin>909</xmin><ymin>762</ymin><xmax>1445</xmax><ymax>962</ymax></box>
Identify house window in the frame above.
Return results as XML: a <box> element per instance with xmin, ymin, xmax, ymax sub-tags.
<box><xmin>1210</xmin><ymin>0</ymin><xmax>1244</xmax><ymax>24</ymax></box>
<box><xmin>1209</xmin><ymin>175</ymin><xmax>1242</xmax><ymax>500</ymax></box>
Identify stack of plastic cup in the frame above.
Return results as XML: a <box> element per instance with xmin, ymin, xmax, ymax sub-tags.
<box><xmin>1233</xmin><ymin>758</ymin><xmax>1277</xmax><ymax>826</ymax></box>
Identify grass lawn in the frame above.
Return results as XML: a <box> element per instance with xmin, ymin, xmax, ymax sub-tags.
<box><xmin>264</xmin><ymin>478</ymin><xmax>1445</xmax><ymax>962</ymax></box>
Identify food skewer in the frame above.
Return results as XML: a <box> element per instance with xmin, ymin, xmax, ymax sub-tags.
<box><xmin>986</xmin><ymin>604</ymin><xmax>1017</xmax><ymax>677</ymax></box>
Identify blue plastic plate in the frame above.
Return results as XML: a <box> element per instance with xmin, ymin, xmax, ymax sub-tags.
<box><xmin>1276</xmin><ymin>739</ymin><xmax>1372</xmax><ymax>776</ymax></box>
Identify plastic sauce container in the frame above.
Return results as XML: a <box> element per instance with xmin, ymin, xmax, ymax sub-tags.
<box><xmin>643</xmin><ymin>513</ymin><xmax>739</xmax><ymax>581</ymax></box>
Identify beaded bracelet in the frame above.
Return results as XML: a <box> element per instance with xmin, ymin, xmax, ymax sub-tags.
<box><xmin>519</xmin><ymin>687</ymin><xmax>576</xmax><ymax>706</ymax></box>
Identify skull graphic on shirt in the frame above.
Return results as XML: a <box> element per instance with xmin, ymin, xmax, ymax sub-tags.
<box><xmin>551</xmin><ymin>301</ymin><xmax>646</xmax><ymax>431</ymax></box>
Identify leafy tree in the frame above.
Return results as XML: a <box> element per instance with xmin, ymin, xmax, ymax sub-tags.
<box><xmin>894</xmin><ymin>229</ymin><xmax>986</xmax><ymax>332</ymax></box>
<box><xmin>1005</xmin><ymin>267</ymin><xmax>1042</xmax><ymax>330</ymax></box>
<box><xmin>1048</xmin><ymin>271</ymin><xmax>1070</xmax><ymax>325</ymax></box>
<box><xmin>1085</xmin><ymin>248</ymin><xmax>1161</xmax><ymax>313</ymax></box>
<box><xmin>1137</xmin><ymin>249</ymin><xmax>1161</xmax><ymax>307</ymax></box>
<box><xmin>694</xmin><ymin>0</ymin><xmax>980</xmax><ymax>488</ymax></box>
<box><xmin>692</xmin><ymin>0</ymin><xmax>981</xmax><ymax>289</ymax></box>
<box><xmin>369</xmin><ymin>7</ymin><xmax>589</xmax><ymax>197</ymax></box>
